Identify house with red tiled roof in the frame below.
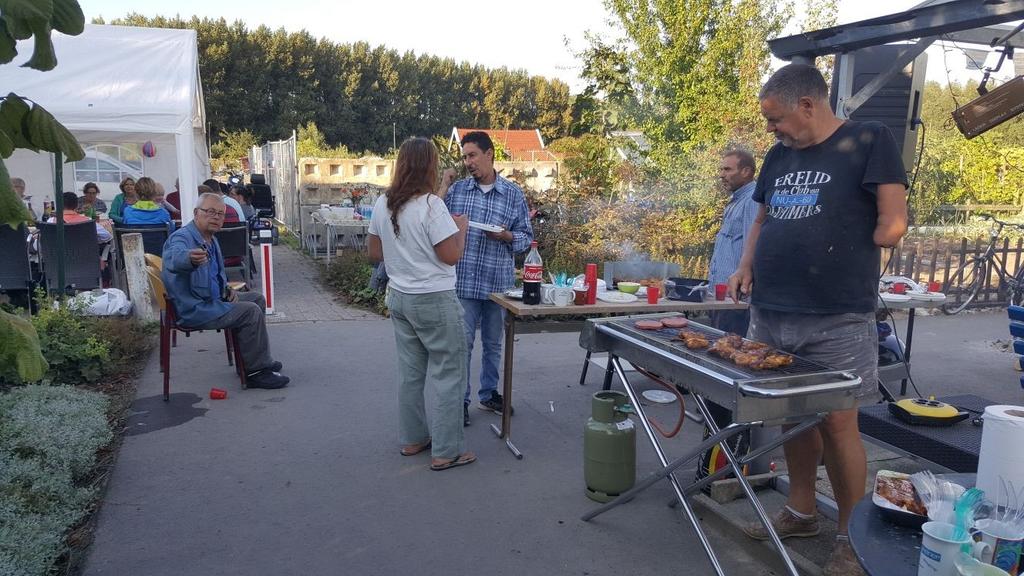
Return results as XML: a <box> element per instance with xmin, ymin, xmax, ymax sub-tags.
<box><xmin>449</xmin><ymin>127</ymin><xmax>556</xmax><ymax>162</ymax></box>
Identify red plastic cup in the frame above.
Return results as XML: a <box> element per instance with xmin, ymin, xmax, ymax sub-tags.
<box><xmin>647</xmin><ymin>285</ymin><xmax>660</xmax><ymax>304</ymax></box>
<box><xmin>715</xmin><ymin>283</ymin><xmax>727</xmax><ymax>301</ymax></box>
<box><xmin>892</xmin><ymin>282</ymin><xmax>906</xmax><ymax>294</ymax></box>
<box><xmin>210</xmin><ymin>387</ymin><xmax>227</xmax><ymax>400</ymax></box>
<box><xmin>928</xmin><ymin>281</ymin><xmax>941</xmax><ymax>293</ymax></box>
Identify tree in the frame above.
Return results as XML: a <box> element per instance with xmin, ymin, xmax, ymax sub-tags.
<box><xmin>210</xmin><ymin>128</ymin><xmax>258</xmax><ymax>172</ymax></box>
<box><xmin>578</xmin><ymin>0</ymin><xmax>792</xmax><ymax>179</ymax></box>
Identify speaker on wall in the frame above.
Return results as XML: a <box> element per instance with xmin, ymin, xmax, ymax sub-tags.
<box><xmin>830</xmin><ymin>45</ymin><xmax>928</xmax><ymax>172</ymax></box>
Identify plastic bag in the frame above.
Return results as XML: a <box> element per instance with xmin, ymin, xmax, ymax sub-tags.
<box><xmin>70</xmin><ymin>288</ymin><xmax>133</xmax><ymax>316</ymax></box>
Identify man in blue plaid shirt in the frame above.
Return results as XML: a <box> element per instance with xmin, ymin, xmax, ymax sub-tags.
<box><xmin>443</xmin><ymin>131</ymin><xmax>533</xmax><ymax>426</ymax></box>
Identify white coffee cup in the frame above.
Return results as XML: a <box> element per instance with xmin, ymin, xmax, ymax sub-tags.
<box><xmin>540</xmin><ymin>283</ymin><xmax>556</xmax><ymax>305</ymax></box>
<box><xmin>551</xmin><ymin>287</ymin><xmax>573</xmax><ymax>307</ymax></box>
<box><xmin>955</xmin><ymin>554</ymin><xmax>1012</xmax><ymax>576</ymax></box>
<box><xmin>920</xmin><ymin>521</ymin><xmax>974</xmax><ymax>576</ymax></box>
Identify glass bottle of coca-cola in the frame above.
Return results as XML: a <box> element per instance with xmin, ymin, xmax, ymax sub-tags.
<box><xmin>522</xmin><ymin>241</ymin><xmax>543</xmax><ymax>305</ymax></box>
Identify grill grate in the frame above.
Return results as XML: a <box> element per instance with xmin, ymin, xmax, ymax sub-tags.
<box><xmin>606</xmin><ymin>318</ymin><xmax>833</xmax><ymax>380</ymax></box>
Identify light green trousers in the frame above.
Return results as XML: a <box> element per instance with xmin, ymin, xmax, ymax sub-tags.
<box><xmin>386</xmin><ymin>288</ymin><xmax>468</xmax><ymax>460</ymax></box>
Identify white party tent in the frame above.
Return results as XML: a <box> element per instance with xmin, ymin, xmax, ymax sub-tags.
<box><xmin>1</xmin><ymin>24</ymin><xmax>210</xmax><ymax>223</ymax></box>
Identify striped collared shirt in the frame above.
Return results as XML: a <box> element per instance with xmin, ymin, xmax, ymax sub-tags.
<box><xmin>444</xmin><ymin>175</ymin><xmax>534</xmax><ymax>300</ymax></box>
<box><xmin>708</xmin><ymin>181</ymin><xmax>759</xmax><ymax>287</ymax></box>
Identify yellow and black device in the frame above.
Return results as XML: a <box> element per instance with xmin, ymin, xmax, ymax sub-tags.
<box><xmin>888</xmin><ymin>397</ymin><xmax>969</xmax><ymax>426</ymax></box>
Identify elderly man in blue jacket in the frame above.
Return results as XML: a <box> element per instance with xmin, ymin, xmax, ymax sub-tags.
<box><xmin>161</xmin><ymin>192</ymin><xmax>289</xmax><ymax>389</ymax></box>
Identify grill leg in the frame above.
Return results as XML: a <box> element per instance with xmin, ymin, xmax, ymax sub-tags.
<box><xmin>579</xmin><ymin>351</ymin><xmax>591</xmax><ymax>385</ymax></box>
<box><xmin>691</xmin><ymin>394</ymin><xmax>803</xmax><ymax>576</ymax></box>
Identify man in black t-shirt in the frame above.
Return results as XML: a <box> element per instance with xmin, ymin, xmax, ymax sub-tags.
<box><xmin>728</xmin><ymin>64</ymin><xmax>908</xmax><ymax>576</ymax></box>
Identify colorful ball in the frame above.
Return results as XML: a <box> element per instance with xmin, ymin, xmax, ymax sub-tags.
<box><xmin>142</xmin><ymin>141</ymin><xmax>156</xmax><ymax>157</ymax></box>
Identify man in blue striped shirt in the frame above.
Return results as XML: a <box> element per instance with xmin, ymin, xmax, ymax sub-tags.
<box><xmin>443</xmin><ymin>131</ymin><xmax>533</xmax><ymax>426</ymax></box>
<box><xmin>708</xmin><ymin>149</ymin><xmax>758</xmax><ymax>335</ymax></box>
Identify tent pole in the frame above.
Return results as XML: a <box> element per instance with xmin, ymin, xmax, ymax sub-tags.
<box><xmin>54</xmin><ymin>151</ymin><xmax>65</xmax><ymax>294</ymax></box>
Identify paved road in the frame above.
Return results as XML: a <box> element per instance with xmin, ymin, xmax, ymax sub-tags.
<box><xmin>82</xmin><ymin>247</ymin><xmax>1022</xmax><ymax>576</ymax></box>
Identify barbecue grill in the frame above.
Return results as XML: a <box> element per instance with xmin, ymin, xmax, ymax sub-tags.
<box><xmin>579</xmin><ymin>313</ymin><xmax>862</xmax><ymax>576</ymax></box>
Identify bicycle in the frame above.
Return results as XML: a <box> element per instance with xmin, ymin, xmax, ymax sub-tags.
<box><xmin>941</xmin><ymin>214</ymin><xmax>1024</xmax><ymax>314</ymax></box>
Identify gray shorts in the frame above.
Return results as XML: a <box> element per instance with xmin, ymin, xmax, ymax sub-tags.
<box><xmin>748</xmin><ymin>306</ymin><xmax>880</xmax><ymax>403</ymax></box>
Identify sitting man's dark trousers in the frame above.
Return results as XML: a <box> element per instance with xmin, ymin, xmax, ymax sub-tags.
<box><xmin>161</xmin><ymin>193</ymin><xmax>288</xmax><ymax>389</ymax></box>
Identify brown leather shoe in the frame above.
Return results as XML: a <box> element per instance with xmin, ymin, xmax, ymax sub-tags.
<box><xmin>742</xmin><ymin>507</ymin><xmax>820</xmax><ymax>541</ymax></box>
<box><xmin>824</xmin><ymin>539</ymin><xmax>865</xmax><ymax>576</ymax></box>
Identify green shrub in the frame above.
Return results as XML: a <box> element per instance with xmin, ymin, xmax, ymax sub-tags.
<box><xmin>30</xmin><ymin>298</ymin><xmax>109</xmax><ymax>385</ymax></box>
<box><xmin>321</xmin><ymin>252</ymin><xmax>387</xmax><ymax>315</ymax></box>
<box><xmin>0</xmin><ymin>385</ymin><xmax>110</xmax><ymax>576</ymax></box>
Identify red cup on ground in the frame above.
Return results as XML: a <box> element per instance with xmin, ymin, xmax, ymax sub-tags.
<box><xmin>647</xmin><ymin>285</ymin><xmax>661</xmax><ymax>304</ymax></box>
<box><xmin>892</xmin><ymin>282</ymin><xmax>906</xmax><ymax>294</ymax></box>
<box><xmin>928</xmin><ymin>281</ymin><xmax>941</xmax><ymax>293</ymax></box>
<box><xmin>210</xmin><ymin>387</ymin><xmax>227</xmax><ymax>400</ymax></box>
<box><xmin>715</xmin><ymin>283</ymin><xmax>727</xmax><ymax>301</ymax></box>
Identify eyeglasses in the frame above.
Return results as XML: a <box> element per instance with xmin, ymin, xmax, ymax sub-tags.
<box><xmin>197</xmin><ymin>207</ymin><xmax>225</xmax><ymax>218</ymax></box>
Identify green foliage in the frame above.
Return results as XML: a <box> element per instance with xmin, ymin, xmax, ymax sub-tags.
<box><xmin>104</xmin><ymin>14</ymin><xmax>574</xmax><ymax>155</ymax></box>
<box><xmin>209</xmin><ymin>128</ymin><xmax>258</xmax><ymax>172</ymax></box>
<box><xmin>320</xmin><ymin>252</ymin><xmax>387</xmax><ymax>315</ymax></box>
<box><xmin>0</xmin><ymin>310</ymin><xmax>48</xmax><ymax>384</ymax></box>
<box><xmin>29</xmin><ymin>295</ymin><xmax>110</xmax><ymax>385</ymax></box>
<box><xmin>296</xmin><ymin>121</ymin><xmax>353</xmax><ymax>158</ymax></box>
<box><xmin>0</xmin><ymin>385</ymin><xmax>111</xmax><ymax>576</ymax></box>
<box><xmin>0</xmin><ymin>0</ymin><xmax>86</xmax><ymax>230</ymax></box>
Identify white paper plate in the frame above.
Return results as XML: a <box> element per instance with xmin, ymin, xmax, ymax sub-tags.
<box><xmin>597</xmin><ymin>291</ymin><xmax>638</xmax><ymax>303</ymax></box>
<box><xmin>642</xmin><ymin>390</ymin><xmax>677</xmax><ymax>404</ymax></box>
<box><xmin>908</xmin><ymin>291</ymin><xmax>946</xmax><ymax>302</ymax></box>
<box><xmin>503</xmin><ymin>289</ymin><xmax>523</xmax><ymax>300</ymax></box>
<box><xmin>880</xmin><ymin>293</ymin><xmax>912</xmax><ymax>303</ymax></box>
<box><xmin>469</xmin><ymin>221</ymin><xmax>503</xmax><ymax>233</ymax></box>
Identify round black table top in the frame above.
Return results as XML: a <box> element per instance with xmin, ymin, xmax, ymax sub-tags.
<box><xmin>848</xmin><ymin>473</ymin><xmax>975</xmax><ymax>576</ymax></box>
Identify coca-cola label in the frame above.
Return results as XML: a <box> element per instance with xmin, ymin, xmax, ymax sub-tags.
<box><xmin>523</xmin><ymin>264</ymin><xmax>543</xmax><ymax>282</ymax></box>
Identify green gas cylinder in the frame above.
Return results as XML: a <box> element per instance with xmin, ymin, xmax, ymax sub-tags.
<box><xmin>584</xmin><ymin>390</ymin><xmax>636</xmax><ymax>502</ymax></box>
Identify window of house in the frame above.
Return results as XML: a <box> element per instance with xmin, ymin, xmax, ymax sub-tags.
<box><xmin>330</xmin><ymin>164</ymin><xmax>341</xmax><ymax>176</ymax></box>
<box><xmin>304</xmin><ymin>163</ymin><xmax>317</xmax><ymax>176</ymax></box>
<box><xmin>376</xmin><ymin>165</ymin><xmax>386</xmax><ymax>177</ymax></box>
<box><xmin>354</xmin><ymin>164</ymin><xmax>366</xmax><ymax>176</ymax></box>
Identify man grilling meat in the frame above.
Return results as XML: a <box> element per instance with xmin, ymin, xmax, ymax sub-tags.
<box><xmin>728</xmin><ymin>63</ymin><xmax>908</xmax><ymax>576</ymax></box>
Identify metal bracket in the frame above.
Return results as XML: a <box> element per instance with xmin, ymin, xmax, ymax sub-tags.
<box><xmin>841</xmin><ymin>37</ymin><xmax>936</xmax><ymax>118</ymax></box>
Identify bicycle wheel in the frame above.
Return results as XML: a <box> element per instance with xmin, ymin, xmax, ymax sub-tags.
<box><xmin>942</xmin><ymin>259</ymin><xmax>986</xmax><ymax>314</ymax></box>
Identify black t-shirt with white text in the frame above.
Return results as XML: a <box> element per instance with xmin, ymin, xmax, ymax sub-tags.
<box><xmin>752</xmin><ymin>120</ymin><xmax>908</xmax><ymax>314</ymax></box>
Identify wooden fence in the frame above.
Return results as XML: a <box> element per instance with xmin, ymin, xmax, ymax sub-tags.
<box><xmin>673</xmin><ymin>235</ymin><xmax>1024</xmax><ymax>309</ymax></box>
<box><xmin>888</xmin><ymin>236</ymin><xmax>1024</xmax><ymax>308</ymax></box>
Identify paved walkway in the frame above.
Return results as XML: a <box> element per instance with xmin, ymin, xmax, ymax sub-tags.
<box><xmin>80</xmin><ymin>248</ymin><xmax>1022</xmax><ymax>575</ymax></box>
<box><xmin>254</xmin><ymin>244</ymin><xmax>377</xmax><ymax>324</ymax></box>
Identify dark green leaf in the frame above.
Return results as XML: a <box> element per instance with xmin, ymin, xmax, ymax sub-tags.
<box><xmin>0</xmin><ymin>159</ymin><xmax>32</xmax><ymax>229</ymax></box>
<box><xmin>26</xmin><ymin>103</ymin><xmax>83</xmax><ymax>160</ymax></box>
<box><xmin>0</xmin><ymin>0</ymin><xmax>54</xmax><ymax>22</ymax></box>
<box><xmin>50</xmin><ymin>0</ymin><xmax>83</xmax><ymax>35</ymax></box>
<box><xmin>0</xmin><ymin>94</ymin><xmax>36</xmax><ymax>151</ymax></box>
<box><xmin>22</xmin><ymin>21</ymin><xmax>56</xmax><ymax>71</ymax></box>
<box><xmin>0</xmin><ymin>18</ymin><xmax>18</xmax><ymax>64</ymax></box>
<box><xmin>3</xmin><ymin>13</ymin><xmax>33</xmax><ymax>40</ymax></box>
<box><xmin>0</xmin><ymin>128</ymin><xmax>15</xmax><ymax>157</ymax></box>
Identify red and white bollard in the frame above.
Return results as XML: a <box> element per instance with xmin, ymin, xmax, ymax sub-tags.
<box><xmin>258</xmin><ymin>229</ymin><xmax>275</xmax><ymax>315</ymax></box>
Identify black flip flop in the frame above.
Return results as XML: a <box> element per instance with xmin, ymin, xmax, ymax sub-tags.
<box><xmin>430</xmin><ymin>452</ymin><xmax>476</xmax><ymax>471</ymax></box>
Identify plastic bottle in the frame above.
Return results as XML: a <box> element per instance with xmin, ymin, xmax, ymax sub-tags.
<box><xmin>523</xmin><ymin>241</ymin><xmax>543</xmax><ymax>305</ymax></box>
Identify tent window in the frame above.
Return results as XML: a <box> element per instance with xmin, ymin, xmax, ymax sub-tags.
<box><xmin>74</xmin><ymin>145</ymin><xmax>143</xmax><ymax>190</ymax></box>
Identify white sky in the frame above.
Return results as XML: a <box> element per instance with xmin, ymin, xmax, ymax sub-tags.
<box><xmin>83</xmin><ymin>0</ymin><xmax>1012</xmax><ymax>91</ymax></box>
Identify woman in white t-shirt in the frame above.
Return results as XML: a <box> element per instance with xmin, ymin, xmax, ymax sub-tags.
<box><xmin>367</xmin><ymin>137</ymin><xmax>474</xmax><ymax>471</ymax></box>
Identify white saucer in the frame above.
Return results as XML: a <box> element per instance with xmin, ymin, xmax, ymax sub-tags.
<box><xmin>642</xmin><ymin>390</ymin><xmax>677</xmax><ymax>404</ymax></box>
<box><xmin>598</xmin><ymin>291</ymin><xmax>638</xmax><ymax>303</ymax></box>
<box><xmin>880</xmin><ymin>293</ymin><xmax>912</xmax><ymax>303</ymax></box>
<box><xmin>469</xmin><ymin>221</ymin><xmax>503</xmax><ymax>233</ymax></box>
<box><xmin>908</xmin><ymin>291</ymin><xmax>946</xmax><ymax>302</ymax></box>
